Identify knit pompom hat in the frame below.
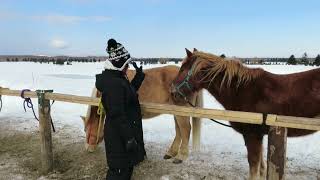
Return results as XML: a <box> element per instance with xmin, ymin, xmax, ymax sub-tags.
<box><xmin>104</xmin><ymin>39</ymin><xmax>131</xmax><ymax>71</ymax></box>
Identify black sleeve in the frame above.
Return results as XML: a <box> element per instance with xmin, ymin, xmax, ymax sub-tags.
<box><xmin>130</xmin><ymin>71</ymin><xmax>145</xmax><ymax>91</ymax></box>
<box><xmin>104</xmin><ymin>83</ymin><xmax>134</xmax><ymax>142</ymax></box>
<box><xmin>95</xmin><ymin>73</ymin><xmax>103</xmax><ymax>92</ymax></box>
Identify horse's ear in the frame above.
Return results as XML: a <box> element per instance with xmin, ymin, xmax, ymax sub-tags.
<box><xmin>193</xmin><ymin>48</ymin><xmax>198</xmax><ymax>52</ymax></box>
<box><xmin>185</xmin><ymin>48</ymin><xmax>192</xmax><ymax>58</ymax></box>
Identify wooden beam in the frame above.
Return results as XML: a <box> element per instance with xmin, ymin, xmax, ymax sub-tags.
<box><xmin>140</xmin><ymin>103</ymin><xmax>263</xmax><ymax>124</ymax></box>
<box><xmin>38</xmin><ymin>91</ymin><xmax>53</xmax><ymax>174</ymax></box>
<box><xmin>45</xmin><ymin>92</ymin><xmax>264</xmax><ymax>124</ymax></box>
<box><xmin>2</xmin><ymin>88</ymin><xmax>320</xmax><ymax>129</ymax></box>
<box><xmin>46</xmin><ymin>92</ymin><xmax>263</xmax><ymax>124</ymax></box>
<box><xmin>0</xmin><ymin>88</ymin><xmax>262</xmax><ymax>124</ymax></box>
<box><xmin>266</xmin><ymin>114</ymin><xmax>320</xmax><ymax>131</ymax></box>
<box><xmin>0</xmin><ymin>88</ymin><xmax>37</xmax><ymax>98</ymax></box>
<box><xmin>267</xmin><ymin>126</ymin><xmax>287</xmax><ymax>180</ymax></box>
<box><xmin>45</xmin><ymin>93</ymin><xmax>99</xmax><ymax>106</ymax></box>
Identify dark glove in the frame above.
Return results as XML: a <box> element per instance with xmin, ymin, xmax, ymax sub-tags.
<box><xmin>132</xmin><ymin>61</ymin><xmax>143</xmax><ymax>74</ymax></box>
<box><xmin>126</xmin><ymin>138</ymin><xmax>138</xmax><ymax>152</ymax></box>
<box><xmin>130</xmin><ymin>62</ymin><xmax>145</xmax><ymax>91</ymax></box>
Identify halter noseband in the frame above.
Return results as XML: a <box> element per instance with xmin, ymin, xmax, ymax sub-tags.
<box><xmin>175</xmin><ymin>63</ymin><xmax>197</xmax><ymax>100</ymax></box>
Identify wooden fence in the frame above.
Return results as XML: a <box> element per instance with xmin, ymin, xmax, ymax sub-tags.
<box><xmin>0</xmin><ymin>87</ymin><xmax>319</xmax><ymax>180</ymax></box>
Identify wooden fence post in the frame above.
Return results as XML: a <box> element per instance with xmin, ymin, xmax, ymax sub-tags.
<box><xmin>267</xmin><ymin>126</ymin><xmax>287</xmax><ymax>180</ymax></box>
<box><xmin>37</xmin><ymin>90</ymin><xmax>54</xmax><ymax>174</ymax></box>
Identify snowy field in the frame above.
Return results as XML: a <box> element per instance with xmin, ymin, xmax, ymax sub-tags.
<box><xmin>0</xmin><ymin>61</ymin><xmax>319</xmax><ymax>180</ymax></box>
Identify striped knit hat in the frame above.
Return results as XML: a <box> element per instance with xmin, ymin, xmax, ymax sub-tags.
<box><xmin>104</xmin><ymin>39</ymin><xmax>131</xmax><ymax>71</ymax></box>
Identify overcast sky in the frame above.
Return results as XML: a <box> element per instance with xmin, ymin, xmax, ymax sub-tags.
<box><xmin>1</xmin><ymin>0</ymin><xmax>320</xmax><ymax>58</ymax></box>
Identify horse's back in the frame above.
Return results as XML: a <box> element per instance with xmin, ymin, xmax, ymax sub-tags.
<box><xmin>266</xmin><ymin>68</ymin><xmax>320</xmax><ymax>99</ymax></box>
<box><xmin>267</xmin><ymin>67</ymin><xmax>320</xmax><ymax>86</ymax></box>
<box><xmin>251</xmin><ymin>68</ymin><xmax>320</xmax><ymax>121</ymax></box>
<box><xmin>127</xmin><ymin>65</ymin><xmax>179</xmax><ymax>80</ymax></box>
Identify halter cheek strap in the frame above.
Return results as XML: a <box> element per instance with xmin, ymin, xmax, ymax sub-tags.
<box><xmin>175</xmin><ymin>63</ymin><xmax>196</xmax><ymax>99</ymax></box>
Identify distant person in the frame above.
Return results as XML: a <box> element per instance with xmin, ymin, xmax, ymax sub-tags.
<box><xmin>95</xmin><ymin>38</ymin><xmax>146</xmax><ymax>180</ymax></box>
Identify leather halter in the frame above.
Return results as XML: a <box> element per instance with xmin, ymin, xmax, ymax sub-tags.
<box><xmin>174</xmin><ymin>63</ymin><xmax>197</xmax><ymax>100</ymax></box>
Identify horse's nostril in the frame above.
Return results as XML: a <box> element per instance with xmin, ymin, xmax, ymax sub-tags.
<box><xmin>172</xmin><ymin>92</ymin><xmax>179</xmax><ymax>100</ymax></box>
<box><xmin>170</xmin><ymin>85</ymin><xmax>176</xmax><ymax>94</ymax></box>
<box><xmin>171</xmin><ymin>89</ymin><xmax>177</xmax><ymax>96</ymax></box>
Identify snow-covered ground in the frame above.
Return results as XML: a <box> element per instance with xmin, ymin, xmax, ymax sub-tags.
<box><xmin>0</xmin><ymin>62</ymin><xmax>319</xmax><ymax>180</ymax></box>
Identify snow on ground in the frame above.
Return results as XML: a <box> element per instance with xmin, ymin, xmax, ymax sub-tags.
<box><xmin>0</xmin><ymin>61</ymin><xmax>319</xmax><ymax>180</ymax></box>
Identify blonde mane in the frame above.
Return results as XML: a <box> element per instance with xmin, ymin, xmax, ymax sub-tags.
<box><xmin>192</xmin><ymin>51</ymin><xmax>262</xmax><ymax>88</ymax></box>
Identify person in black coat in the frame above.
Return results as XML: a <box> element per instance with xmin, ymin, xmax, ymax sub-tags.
<box><xmin>95</xmin><ymin>39</ymin><xmax>146</xmax><ymax>180</ymax></box>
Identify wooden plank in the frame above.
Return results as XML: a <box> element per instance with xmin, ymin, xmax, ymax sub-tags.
<box><xmin>0</xmin><ymin>88</ymin><xmax>262</xmax><ymax>124</ymax></box>
<box><xmin>267</xmin><ymin>126</ymin><xmax>287</xmax><ymax>180</ymax></box>
<box><xmin>47</xmin><ymin>92</ymin><xmax>264</xmax><ymax>124</ymax></box>
<box><xmin>45</xmin><ymin>93</ymin><xmax>99</xmax><ymax>106</ymax></box>
<box><xmin>38</xmin><ymin>92</ymin><xmax>53</xmax><ymax>174</ymax></box>
<box><xmin>0</xmin><ymin>88</ymin><xmax>37</xmax><ymax>98</ymax></box>
<box><xmin>266</xmin><ymin>114</ymin><xmax>320</xmax><ymax>131</ymax></box>
<box><xmin>43</xmin><ymin>91</ymin><xmax>262</xmax><ymax>124</ymax></box>
<box><xmin>141</xmin><ymin>103</ymin><xmax>263</xmax><ymax>124</ymax></box>
<box><xmin>2</xmin><ymin>88</ymin><xmax>320</xmax><ymax>129</ymax></box>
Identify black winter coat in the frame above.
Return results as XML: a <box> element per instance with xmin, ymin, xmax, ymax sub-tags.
<box><xmin>95</xmin><ymin>69</ymin><xmax>146</xmax><ymax>168</ymax></box>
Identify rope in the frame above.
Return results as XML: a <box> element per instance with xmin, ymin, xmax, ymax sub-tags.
<box><xmin>185</xmin><ymin>98</ymin><xmax>232</xmax><ymax>128</ymax></box>
<box><xmin>21</xmin><ymin>89</ymin><xmax>39</xmax><ymax>121</ymax></box>
<box><xmin>96</xmin><ymin>98</ymin><xmax>105</xmax><ymax>144</ymax></box>
<box><xmin>36</xmin><ymin>90</ymin><xmax>56</xmax><ymax>133</ymax></box>
<box><xmin>49</xmin><ymin>100</ymin><xmax>56</xmax><ymax>132</ymax></box>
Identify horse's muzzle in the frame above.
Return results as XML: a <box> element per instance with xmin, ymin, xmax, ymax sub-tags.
<box><xmin>170</xmin><ymin>84</ymin><xmax>182</xmax><ymax>101</ymax></box>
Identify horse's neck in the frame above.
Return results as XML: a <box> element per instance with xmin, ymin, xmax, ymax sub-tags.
<box><xmin>128</xmin><ymin>66</ymin><xmax>180</xmax><ymax>105</ymax></box>
<box><xmin>200</xmin><ymin>72</ymin><xmax>238</xmax><ymax>110</ymax></box>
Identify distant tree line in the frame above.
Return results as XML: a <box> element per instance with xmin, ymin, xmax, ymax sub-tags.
<box><xmin>221</xmin><ymin>52</ymin><xmax>320</xmax><ymax>66</ymax></box>
<box><xmin>287</xmin><ymin>53</ymin><xmax>320</xmax><ymax>66</ymax></box>
<box><xmin>3</xmin><ymin>56</ymin><xmax>183</xmax><ymax>65</ymax></box>
<box><xmin>3</xmin><ymin>53</ymin><xmax>320</xmax><ymax>66</ymax></box>
<box><xmin>4</xmin><ymin>57</ymin><xmax>104</xmax><ymax>65</ymax></box>
<box><xmin>132</xmin><ymin>58</ymin><xmax>182</xmax><ymax>65</ymax></box>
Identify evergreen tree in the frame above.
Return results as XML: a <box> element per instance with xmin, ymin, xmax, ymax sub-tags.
<box><xmin>314</xmin><ymin>54</ymin><xmax>320</xmax><ymax>66</ymax></box>
<box><xmin>220</xmin><ymin>54</ymin><xmax>226</xmax><ymax>58</ymax></box>
<box><xmin>287</xmin><ymin>55</ymin><xmax>296</xmax><ymax>65</ymax></box>
<box><xmin>300</xmin><ymin>52</ymin><xmax>309</xmax><ymax>65</ymax></box>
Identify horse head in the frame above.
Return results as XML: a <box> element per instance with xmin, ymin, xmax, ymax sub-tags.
<box><xmin>171</xmin><ymin>48</ymin><xmax>203</xmax><ymax>102</ymax></box>
<box><xmin>82</xmin><ymin>88</ymin><xmax>104</xmax><ymax>152</ymax></box>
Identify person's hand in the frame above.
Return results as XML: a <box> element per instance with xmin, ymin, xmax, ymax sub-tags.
<box><xmin>126</xmin><ymin>138</ymin><xmax>138</xmax><ymax>152</ymax></box>
<box><xmin>132</xmin><ymin>61</ymin><xmax>143</xmax><ymax>74</ymax></box>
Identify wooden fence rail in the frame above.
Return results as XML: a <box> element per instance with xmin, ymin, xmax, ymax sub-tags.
<box><xmin>1</xmin><ymin>88</ymin><xmax>320</xmax><ymax>130</ymax></box>
<box><xmin>0</xmin><ymin>87</ymin><xmax>319</xmax><ymax>179</ymax></box>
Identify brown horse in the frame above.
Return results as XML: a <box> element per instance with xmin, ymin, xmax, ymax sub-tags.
<box><xmin>171</xmin><ymin>49</ymin><xmax>319</xmax><ymax>179</ymax></box>
<box><xmin>82</xmin><ymin>65</ymin><xmax>203</xmax><ymax>163</ymax></box>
